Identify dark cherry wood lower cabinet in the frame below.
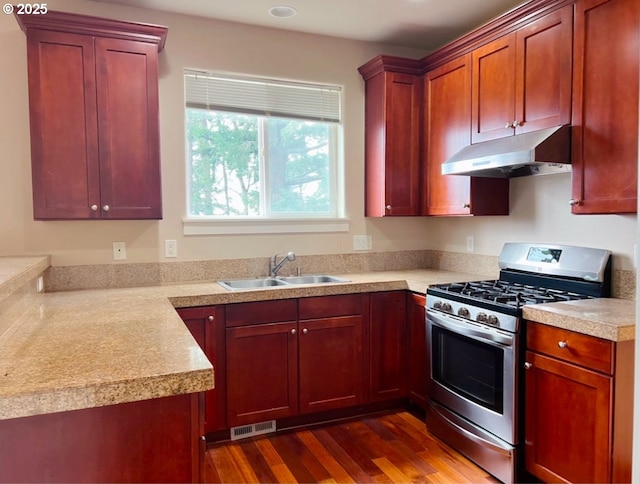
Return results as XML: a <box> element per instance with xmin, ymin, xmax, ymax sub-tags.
<box><xmin>0</xmin><ymin>393</ymin><xmax>203</xmax><ymax>483</ymax></box>
<box><xmin>177</xmin><ymin>306</ymin><xmax>227</xmax><ymax>434</ymax></box>
<box><xmin>299</xmin><ymin>294</ymin><xmax>368</xmax><ymax>413</ymax></box>
<box><xmin>226</xmin><ymin>320</ymin><xmax>299</xmax><ymax>426</ymax></box>
<box><xmin>524</xmin><ymin>321</ymin><xmax>634</xmax><ymax>483</ymax></box>
<box><xmin>368</xmin><ymin>291</ymin><xmax>407</xmax><ymax>402</ymax></box>
<box><xmin>406</xmin><ymin>292</ymin><xmax>427</xmax><ymax>409</ymax></box>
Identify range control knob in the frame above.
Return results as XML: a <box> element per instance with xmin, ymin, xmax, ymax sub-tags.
<box><xmin>457</xmin><ymin>307</ymin><xmax>470</xmax><ymax>317</ymax></box>
<box><xmin>487</xmin><ymin>315</ymin><xmax>499</xmax><ymax>326</ymax></box>
<box><xmin>442</xmin><ymin>302</ymin><xmax>452</xmax><ymax>313</ymax></box>
<box><xmin>433</xmin><ymin>301</ymin><xmax>442</xmax><ymax>310</ymax></box>
<box><xmin>477</xmin><ymin>312</ymin><xmax>487</xmax><ymax>323</ymax></box>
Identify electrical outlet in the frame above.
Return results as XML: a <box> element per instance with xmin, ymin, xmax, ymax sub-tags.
<box><xmin>466</xmin><ymin>236</ymin><xmax>475</xmax><ymax>252</ymax></box>
<box><xmin>353</xmin><ymin>235</ymin><xmax>372</xmax><ymax>251</ymax></box>
<box><xmin>165</xmin><ymin>239</ymin><xmax>178</xmax><ymax>258</ymax></box>
<box><xmin>113</xmin><ymin>242</ymin><xmax>127</xmax><ymax>260</ymax></box>
<box><xmin>36</xmin><ymin>276</ymin><xmax>44</xmax><ymax>293</ymax></box>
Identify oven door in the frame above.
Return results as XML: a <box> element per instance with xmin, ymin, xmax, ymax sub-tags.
<box><xmin>426</xmin><ymin>309</ymin><xmax>518</xmax><ymax>445</ymax></box>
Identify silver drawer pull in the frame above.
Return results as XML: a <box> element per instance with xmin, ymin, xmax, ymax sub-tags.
<box><xmin>558</xmin><ymin>340</ymin><xmax>568</xmax><ymax>349</ymax></box>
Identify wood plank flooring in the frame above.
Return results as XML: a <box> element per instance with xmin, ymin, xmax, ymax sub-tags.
<box><xmin>203</xmin><ymin>410</ymin><xmax>500</xmax><ymax>483</ymax></box>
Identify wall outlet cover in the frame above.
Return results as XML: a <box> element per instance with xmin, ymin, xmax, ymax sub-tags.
<box><xmin>165</xmin><ymin>239</ymin><xmax>178</xmax><ymax>258</ymax></box>
<box><xmin>353</xmin><ymin>235</ymin><xmax>372</xmax><ymax>251</ymax></box>
<box><xmin>113</xmin><ymin>242</ymin><xmax>127</xmax><ymax>260</ymax></box>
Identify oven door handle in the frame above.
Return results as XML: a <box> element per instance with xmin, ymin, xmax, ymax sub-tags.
<box><xmin>428</xmin><ymin>311</ymin><xmax>514</xmax><ymax>347</ymax></box>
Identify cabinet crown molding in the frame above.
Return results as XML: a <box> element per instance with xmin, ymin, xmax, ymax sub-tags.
<box><xmin>358</xmin><ymin>55</ymin><xmax>421</xmax><ymax>80</ymax></box>
<box><xmin>15</xmin><ymin>10</ymin><xmax>168</xmax><ymax>51</ymax></box>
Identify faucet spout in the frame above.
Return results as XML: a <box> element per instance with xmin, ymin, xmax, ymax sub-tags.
<box><xmin>269</xmin><ymin>251</ymin><xmax>296</xmax><ymax>277</ymax></box>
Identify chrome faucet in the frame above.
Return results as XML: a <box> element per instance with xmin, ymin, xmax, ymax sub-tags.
<box><xmin>269</xmin><ymin>251</ymin><xmax>296</xmax><ymax>277</ymax></box>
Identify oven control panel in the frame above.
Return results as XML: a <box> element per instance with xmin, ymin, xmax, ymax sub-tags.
<box><xmin>427</xmin><ymin>296</ymin><xmax>518</xmax><ymax>333</ymax></box>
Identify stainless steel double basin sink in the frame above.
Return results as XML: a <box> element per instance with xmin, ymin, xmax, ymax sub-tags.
<box><xmin>218</xmin><ymin>274</ymin><xmax>350</xmax><ymax>291</ymax></box>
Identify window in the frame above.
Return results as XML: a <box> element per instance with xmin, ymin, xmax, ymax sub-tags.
<box><xmin>184</xmin><ymin>70</ymin><xmax>343</xmax><ymax>224</ymax></box>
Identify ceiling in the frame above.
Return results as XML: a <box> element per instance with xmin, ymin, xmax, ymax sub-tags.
<box><xmin>90</xmin><ymin>0</ymin><xmax>527</xmax><ymax>51</ymax></box>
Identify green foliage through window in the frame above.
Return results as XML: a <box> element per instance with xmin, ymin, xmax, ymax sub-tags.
<box><xmin>185</xmin><ymin>71</ymin><xmax>342</xmax><ymax>219</ymax></box>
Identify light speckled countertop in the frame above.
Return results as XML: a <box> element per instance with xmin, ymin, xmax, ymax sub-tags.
<box><xmin>522</xmin><ymin>298</ymin><xmax>636</xmax><ymax>342</ymax></box>
<box><xmin>0</xmin><ymin>256</ymin><xmax>635</xmax><ymax>421</ymax></box>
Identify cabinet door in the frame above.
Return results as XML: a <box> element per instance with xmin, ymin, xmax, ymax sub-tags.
<box><xmin>571</xmin><ymin>0</ymin><xmax>639</xmax><ymax>214</ymax></box>
<box><xmin>176</xmin><ymin>306</ymin><xmax>227</xmax><ymax>433</ymax></box>
<box><xmin>365</xmin><ymin>71</ymin><xmax>421</xmax><ymax>216</ymax></box>
<box><xmin>226</xmin><ymin>321</ymin><xmax>298</xmax><ymax>426</ymax></box>
<box><xmin>524</xmin><ymin>350</ymin><xmax>612</xmax><ymax>483</ymax></box>
<box><xmin>471</xmin><ymin>34</ymin><xmax>516</xmax><ymax>143</ymax></box>
<box><xmin>368</xmin><ymin>291</ymin><xmax>406</xmax><ymax>402</ymax></box>
<box><xmin>514</xmin><ymin>5</ymin><xmax>572</xmax><ymax>134</ymax></box>
<box><xmin>406</xmin><ymin>293</ymin><xmax>427</xmax><ymax>409</ymax></box>
<box><xmin>26</xmin><ymin>30</ymin><xmax>100</xmax><ymax>220</ymax></box>
<box><xmin>298</xmin><ymin>315</ymin><xmax>364</xmax><ymax>414</ymax></box>
<box><xmin>424</xmin><ymin>55</ymin><xmax>509</xmax><ymax>216</ymax></box>
<box><xmin>95</xmin><ymin>38</ymin><xmax>162</xmax><ymax>219</ymax></box>
<box><xmin>424</xmin><ymin>55</ymin><xmax>474</xmax><ymax>215</ymax></box>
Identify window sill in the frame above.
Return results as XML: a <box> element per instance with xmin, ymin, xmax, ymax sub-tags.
<box><xmin>183</xmin><ymin>218</ymin><xmax>350</xmax><ymax>235</ymax></box>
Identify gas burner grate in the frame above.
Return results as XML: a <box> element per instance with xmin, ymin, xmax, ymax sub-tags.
<box><xmin>430</xmin><ymin>280</ymin><xmax>593</xmax><ymax>309</ymax></box>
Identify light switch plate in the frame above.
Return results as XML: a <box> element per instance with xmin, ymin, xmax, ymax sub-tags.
<box><xmin>467</xmin><ymin>236</ymin><xmax>475</xmax><ymax>252</ymax></box>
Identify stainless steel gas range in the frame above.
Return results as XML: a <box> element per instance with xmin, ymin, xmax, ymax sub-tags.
<box><xmin>425</xmin><ymin>243</ymin><xmax>612</xmax><ymax>483</ymax></box>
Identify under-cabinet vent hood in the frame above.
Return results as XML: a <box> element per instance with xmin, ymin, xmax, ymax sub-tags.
<box><xmin>441</xmin><ymin>125</ymin><xmax>571</xmax><ymax>178</ymax></box>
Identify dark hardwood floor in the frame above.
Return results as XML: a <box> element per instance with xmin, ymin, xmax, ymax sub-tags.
<box><xmin>203</xmin><ymin>410</ymin><xmax>499</xmax><ymax>483</ymax></box>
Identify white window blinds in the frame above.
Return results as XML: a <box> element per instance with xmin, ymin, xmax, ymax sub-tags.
<box><xmin>184</xmin><ymin>69</ymin><xmax>342</xmax><ymax>123</ymax></box>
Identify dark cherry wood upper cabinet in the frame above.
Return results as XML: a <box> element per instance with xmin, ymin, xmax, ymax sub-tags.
<box><xmin>423</xmin><ymin>54</ymin><xmax>509</xmax><ymax>215</ymax></box>
<box><xmin>359</xmin><ymin>56</ymin><xmax>422</xmax><ymax>217</ymax></box>
<box><xmin>471</xmin><ymin>6</ymin><xmax>573</xmax><ymax>143</ymax></box>
<box><xmin>571</xmin><ymin>0</ymin><xmax>639</xmax><ymax>214</ymax></box>
<box><xmin>16</xmin><ymin>11</ymin><xmax>167</xmax><ymax>220</ymax></box>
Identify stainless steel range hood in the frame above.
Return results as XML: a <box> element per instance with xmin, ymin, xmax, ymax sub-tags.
<box><xmin>441</xmin><ymin>125</ymin><xmax>571</xmax><ymax>177</ymax></box>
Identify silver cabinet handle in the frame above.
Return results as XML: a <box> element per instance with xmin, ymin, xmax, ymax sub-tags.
<box><xmin>291</xmin><ymin>328</ymin><xmax>296</xmax><ymax>335</ymax></box>
<box><xmin>505</xmin><ymin>122</ymin><xmax>512</xmax><ymax>129</ymax></box>
<box><xmin>512</xmin><ymin>120</ymin><xmax>521</xmax><ymax>128</ymax></box>
<box><xmin>385</xmin><ymin>205</ymin><xmax>392</xmax><ymax>210</ymax></box>
<box><xmin>90</xmin><ymin>204</ymin><xmax>98</xmax><ymax>211</ymax></box>
<box><xmin>302</xmin><ymin>328</ymin><xmax>309</xmax><ymax>334</ymax></box>
<box><xmin>207</xmin><ymin>315</ymin><xmax>214</xmax><ymax>321</ymax></box>
<box><xmin>569</xmin><ymin>199</ymin><xmax>580</xmax><ymax>206</ymax></box>
<box><xmin>558</xmin><ymin>341</ymin><xmax>568</xmax><ymax>349</ymax></box>
<box><xmin>102</xmin><ymin>204</ymin><xmax>110</xmax><ymax>211</ymax></box>
<box><xmin>524</xmin><ymin>362</ymin><xmax>532</xmax><ymax>370</ymax></box>
<box><xmin>463</xmin><ymin>203</ymin><xmax>470</xmax><ymax>208</ymax></box>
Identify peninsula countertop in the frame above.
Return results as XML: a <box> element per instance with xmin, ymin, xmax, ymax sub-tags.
<box><xmin>0</xmin><ymin>256</ymin><xmax>635</xmax><ymax>421</ymax></box>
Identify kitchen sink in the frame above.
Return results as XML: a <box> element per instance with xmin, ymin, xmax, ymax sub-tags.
<box><xmin>217</xmin><ymin>277</ymin><xmax>290</xmax><ymax>291</ymax></box>
<box><xmin>217</xmin><ymin>274</ymin><xmax>350</xmax><ymax>291</ymax></box>
<box><xmin>277</xmin><ymin>274</ymin><xmax>350</xmax><ymax>284</ymax></box>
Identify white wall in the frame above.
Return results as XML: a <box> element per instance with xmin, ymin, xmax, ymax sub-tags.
<box><xmin>0</xmin><ymin>0</ymin><xmax>636</xmax><ymax>273</ymax></box>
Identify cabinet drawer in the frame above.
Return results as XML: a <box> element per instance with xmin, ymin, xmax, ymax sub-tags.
<box><xmin>225</xmin><ymin>299</ymin><xmax>297</xmax><ymax>327</ymax></box>
<box><xmin>299</xmin><ymin>294</ymin><xmax>365</xmax><ymax>319</ymax></box>
<box><xmin>526</xmin><ymin>321</ymin><xmax>614</xmax><ymax>374</ymax></box>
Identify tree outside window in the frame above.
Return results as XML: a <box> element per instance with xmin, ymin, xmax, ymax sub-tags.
<box><xmin>184</xmin><ymin>71</ymin><xmax>341</xmax><ymax>219</ymax></box>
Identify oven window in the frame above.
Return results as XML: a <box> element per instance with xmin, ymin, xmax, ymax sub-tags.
<box><xmin>432</xmin><ymin>325</ymin><xmax>504</xmax><ymax>413</ymax></box>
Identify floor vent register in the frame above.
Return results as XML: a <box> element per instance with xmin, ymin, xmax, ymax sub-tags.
<box><xmin>230</xmin><ymin>420</ymin><xmax>276</xmax><ymax>441</ymax></box>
